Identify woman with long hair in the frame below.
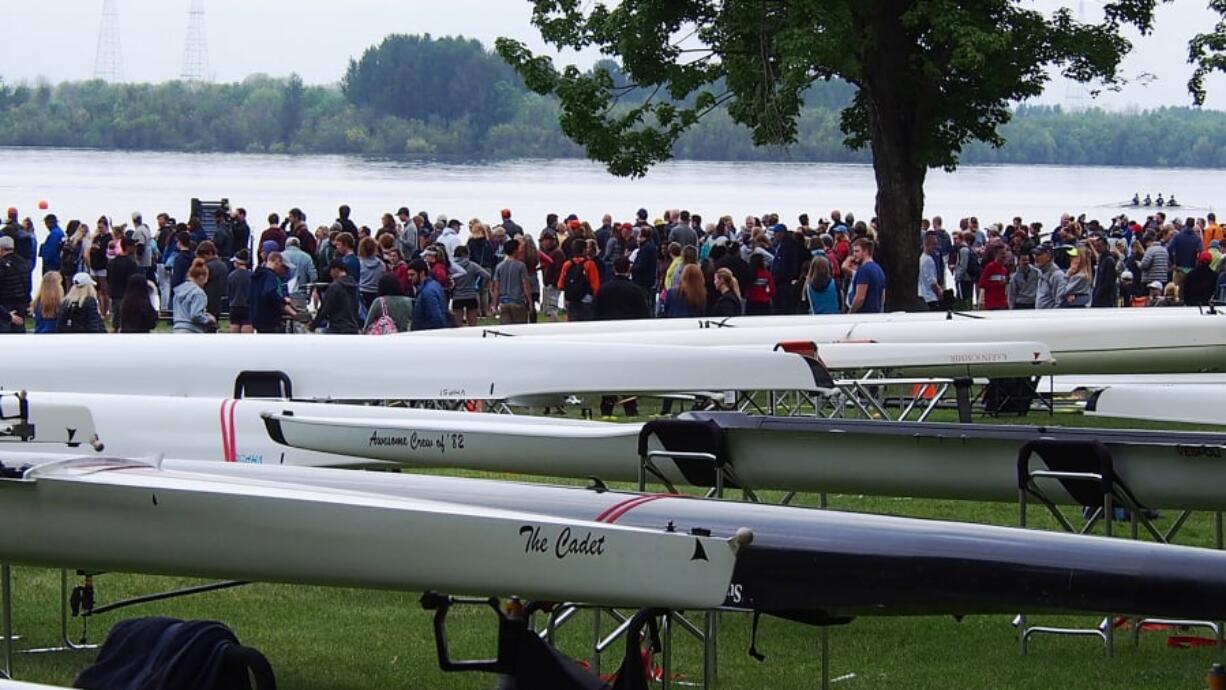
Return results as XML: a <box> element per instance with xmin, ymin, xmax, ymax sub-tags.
<box><xmin>1059</xmin><ymin>247</ymin><xmax>1093</xmax><ymax>308</ymax></box>
<box><xmin>662</xmin><ymin>264</ymin><xmax>707</xmax><ymax>318</ymax></box>
<box><xmin>711</xmin><ymin>267</ymin><xmax>743</xmax><ymax>316</ymax></box>
<box><xmin>88</xmin><ymin>217</ymin><xmax>112</xmax><ymax>317</ymax></box>
<box><xmin>33</xmin><ymin>271</ymin><xmax>64</xmax><ymax>333</ymax></box>
<box><xmin>56</xmin><ymin>273</ymin><xmax>106</xmax><ymax>333</ymax></box>
<box><xmin>521</xmin><ymin>234</ymin><xmax>541</xmax><ymax>321</ymax></box>
<box><xmin>119</xmin><ymin>274</ymin><xmax>159</xmax><ymax>333</ymax></box>
<box><xmin>172</xmin><ymin>259</ymin><xmax>216</xmax><ymax>333</ymax></box>
<box><xmin>806</xmin><ymin>255</ymin><xmax>840</xmax><ymax>315</ymax></box>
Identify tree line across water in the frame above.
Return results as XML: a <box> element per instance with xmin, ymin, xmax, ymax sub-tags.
<box><xmin>0</xmin><ymin>33</ymin><xmax>1224</xmax><ymax>168</ymax></box>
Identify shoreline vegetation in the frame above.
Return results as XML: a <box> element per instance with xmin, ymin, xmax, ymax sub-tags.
<box><xmin>1</xmin><ymin>34</ymin><xmax>1225</xmax><ymax>169</ymax></box>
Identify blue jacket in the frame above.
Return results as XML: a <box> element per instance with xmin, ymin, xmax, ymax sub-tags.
<box><xmin>40</xmin><ymin>226</ymin><xmax>64</xmax><ymax>271</ymax></box>
<box><xmin>1169</xmin><ymin>228</ymin><xmax>1203</xmax><ymax>270</ymax></box>
<box><xmin>631</xmin><ymin>240</ymin><xmax>657</xmax><ymax>291</ymax></box>
<box><xmin>248</xmin><ymin>266</ymin><xmax>285</xmax><ymax>332</ymax></box>
<box><xmin>411</xmin><ymin>277</ymin><xmax>449</xmax><ymax>330</ymax></box>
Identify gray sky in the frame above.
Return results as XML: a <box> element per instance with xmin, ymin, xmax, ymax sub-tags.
<box><xmin>1</xmin><ymin>0</ymin><xmax>1223</xmax><ymax>110</ymax></box>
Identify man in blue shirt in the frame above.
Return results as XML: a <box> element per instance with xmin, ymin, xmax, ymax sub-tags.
<box><xmin>850</xmin><ymin>238</ymin><xmax>886</xmax><ymax>313</ymax></box>
<box><xmin>40</xmin><ymin>214</ymin><xmax>64</xmax><ymax>275</ymax></box>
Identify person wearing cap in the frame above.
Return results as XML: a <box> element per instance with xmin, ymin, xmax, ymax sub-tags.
<box><xmin>0</xmin><ymin>235</ymin><xmax>30</xmax><ymax>332</ymax></box>
<box><xmin>630</xmin><ymin>226</ymin><xmax>659</xmax><ymax>312</ymax></box>
<box><xmin>39</xmin><ymin>214</ymin><xmax>65</xmax><ymax>276</ymax></box>
<box><xmin>249</xmin><ymin>251</ymin><xmax>296</xmax><ymax>334</ymax></box>
<box><xmin>55</xmin><ymin>272</ymin><xmax>105</xmax><ymax>333</ymax></box>
<box><xmin>309</xmin><ymin>259</ymin><xmax>361</xmax><ymax>335</ymax></box>
<box><xmin>1182</xmin><ymin>250</ymin><xmax>1218</xmax><ymax>307</ymax></box>
<box><xmin>1033</xmin><ymin>244</ymin><xmax>1064</xmax><ymax>309</ymax></box>
<box><xmin>499</xmin><ymin>209</ymin><xmax>523</xmax><ymax>238</ymax></box>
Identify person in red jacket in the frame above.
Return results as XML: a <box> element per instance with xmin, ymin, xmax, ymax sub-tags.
<box><xmin>556</xmin><ymin>238</ymin><xmax>601</xmax><ymax>321</ymax></box>
<box><xmin>744</xmin><ymin>252</ymin><xmax>775</xmax><ymax>316</ymax></box>
<box><xmin>976</xmin><ymin>244</ymin><xmax>1011</xmax><ymax>310</ymax></box>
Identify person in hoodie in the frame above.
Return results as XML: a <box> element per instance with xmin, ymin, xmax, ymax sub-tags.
<box><xmin>249</xmin><ymin>251</ymin><xmax>294</xmax><ymax>334</ymax></box>
<box><xmin>770</xmin><ymin>224</ymin><xmax>802</xmax><ymax>314</ymax></box>
<box><xmin>39</xmin><ymin>214</ymin><xmax>64</xmax><ymax>275</ymax></box>
<box><xmin>355</xmin><ymin>237</ymin><xmax>384</xmax><ymax>310</ymax></box>
<box><xmin>310</xmin><ymin>259</ymin><xmax>361</xmax><ymax>334</ymax></box>
<box><xmin>450</xmin><ymin>245</ymin><xmax>490</xmax><ymax>327</ymax></box>
<box><xmin>410</xmin><ymin>258</ymin><xmax>450</xmax><ymax>330</ymax></box>
<box><xmin>172</xmin><ymin>259</ymin><xmax>215</xmax><ymax>333</ymax></box>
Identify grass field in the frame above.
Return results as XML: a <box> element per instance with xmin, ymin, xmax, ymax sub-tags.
<box><xmin>4</xmin><ymin>406</ymin><xmax>1226</xmax><ymax>689</ymax></box>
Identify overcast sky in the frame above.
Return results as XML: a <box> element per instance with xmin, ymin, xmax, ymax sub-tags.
<box><xmin>1</xmin><ymin>0</ymin><xmax>1223</xmax><ymax>110</ymax></box>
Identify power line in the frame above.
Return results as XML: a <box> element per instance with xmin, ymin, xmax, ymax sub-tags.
<box><xmin>93</xmin><ymin>0</ymin><xmax>124</xmax><ymax>83</ymax></box>
<box><xmin>181</xmin><ymin>0</ymin><xmax>210</xmax><ymax>82</ymax></box>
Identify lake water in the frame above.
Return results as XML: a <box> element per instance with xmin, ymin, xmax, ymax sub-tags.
<box><xmin>0</xmin><ymin>147</ymin><xmax>1221</xmax><ymax>243</ymax></box>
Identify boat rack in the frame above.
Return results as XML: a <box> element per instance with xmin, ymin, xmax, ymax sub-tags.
<box><xmin>1016</xmin><ymin>439</ymin><xmax>1225</xmax><ymax>656</ymax></box>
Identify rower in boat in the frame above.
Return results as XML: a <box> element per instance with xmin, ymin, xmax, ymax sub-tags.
<box><xmin>1157</xmin><ymin>193</ymin><xmax>1166</xmax><ymax>207</ymax></box>
<box><xmin>1144</xmin><ymin>194</ymin><xmax>1153</xmax><ymax>206</ymax></box>
<box><xmin>1131</xmin><ymin>193</ymin><xmax>1140</xmax><ymax>206</ymax></box>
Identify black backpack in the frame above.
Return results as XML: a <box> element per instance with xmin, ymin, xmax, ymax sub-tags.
<box><xmin>964</xmin><ymin>247</ymin><xmax>981</xmax><ymax>281</ymax></box>
<box><xmin>563</xmin><ymin>260</ymin><xmax>592</xmax><ymax>302</ymax></box>
<box><xmin>59</xmin><ymin>301</ymin><xmax>87</xmax><ymax>333</ymax></box>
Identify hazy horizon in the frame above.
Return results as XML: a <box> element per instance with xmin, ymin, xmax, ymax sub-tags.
<box><xmin>1</xmin><ymin>1</ymin><xmax>1224</xmax><ymax>112</ymax></box>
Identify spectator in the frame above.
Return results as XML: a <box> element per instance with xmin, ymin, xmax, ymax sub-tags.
<box><xmin>107</xmin><ymin>237</ymin><xmax>140</xmax><ymax>330</ymax></box>
<box><xmin>363</xmin><ymin>273</ymin><xmax>415</xmax><ymax>334</ymax></box>
<box><xmin>410</xmin><ymin>258</ymin><xmax>450</xmax><ymax>330</ymax></box>
<box><xmin>310</xmin><ymin>259</ymin><xmax>361</xmax><ymax>334</ymax></box>
<box><xmin>976</xmin><ymin>244</ymin><xmax>1010</xmax><ymax>311</ymax></box>
<box><xmin>711</xmin><ymin>267</ymin><xmax>745</xmax><ymax>317</ymax></box>
<box><xmin>1140</xmin><ymin>234</ymin><xmax>1170</xmax><ymax>286</ymax></box>
<box><xmin>356</xmin><ymin>237</ymin><xmax>385</xmax><ymax>311</ymax></box>
<box><xmin>56</xmin><ymin>273</ymin><xmax>106</xmax><ymax>333</ymax></box>
<box><xmin>630</xmin><ymin>226</ymin><xmax>659</xmax><ymax>313</ymax></box>
<box><xmin>259</xmin><ymin>213</ymin><xmax>287</xmax><ymax>252</ymax></box>
<box><xmin>118</xmin><ymin>274</ymin><xmax>159</xmax><ymax>334</ymax></box>
<box><xmin>226</xmin><ymin>250</ymin><xmax>254</xmax><ymax>333</ymax></box>
<box><xmin>849</xmin><ymin>238</ymin><xmax>885</xmax><ymax>313</ymax></box>
<box><xmin>1034</xmin><ymin>245</ymin><xmax>1065</xmax><ymax>309</ymax></box>
<box><xmin>744</xmin><ymin>252</ymin><xmax>775</xmax><ymax>316</ymax></box>
<box><xmin>39</xmin><ymin>214</ymin><xmax>64</xmax><ymax>275</ymax></box>
<box><xmin>1007</xmin><ymin>251</ymin><xmax>1038</xmax><ymax>309</ymax></box>
<box><xmin>451</xmin><ymin>245</ymin><xmax>490</xmax><ymax>327</ymax></box>
<box><xmin>1058</xmin><ymin>248</ymin><xmax>1092</xmax><ymax>308</ymax></box>
<box><xmin>661</xmin><ymin>264</ymin><xmax>706</xmax><ymax>318</ymax></box>
<box><xmin>282</xmin><ymin>236</ymin><xmax>318</xmax><ymax>304</ymax></box>
<box><xmin>492</xmin><ymin>239</ymin><xmax>532</xmax><ymax>325</ymax></box>
<box><xmin>1090</xmin><ymin>236</ymin><xmax>1119</xmax><ymax>308</ymax></box>
<box><xmin>196</xmin><ymin>240</ymin><xmax>228</xmax><ymax>322</ymax></box>
<box><xmin>1182</xmin><ymin>251</ymin><xmax>1217</xmax><ymax>307</ymax></box>
<box><xmin>770</xmin><ymin>224</ymin><xmax>802</xmax><ymax>314</ymax></box>
<box><xmin>172</xmin><ymin>259</ymin><xmax>215</xmax><ymax>333</ymax></box>
<box><xmin>0</xmin><ymin>235</ymin><xmax>31</xmax><ymax>333</ymax></box>
<box><xmin>918</xmin><ymin>232</ymin><xmax>942</xmax><ymax>310</ymax></box>
<box><xmin>557</xmin><ymin>238</ymin><xmax>601</xmax><ymax>321</ymax></box>
<box><xmin>249</xmin><ymin>251</ymin><xmax>294</xmax><ymax>334</ymax></box>
<box><xmin>806</xmin><ymin>255</ymin><xmax>840</xmax><ymax>315</ymax></box>
<box><xmin>33</xmin><ymin>271</ymin><xmax>64</xmax><ymax>333</ymax></box>
<box><xmin>593</xmin><ymin>256</ymin><xmax>649</xmax><ymax>321</ymax></box>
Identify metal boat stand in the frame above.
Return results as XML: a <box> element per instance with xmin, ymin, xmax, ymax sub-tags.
<box><xmin>1015</xmin><ymin>439</ymin><xmax>1223</xmax><ymax>655</ymax></box>
<box><xmin>540</xmin><ymin>604</ymin><xmax>718</xmax><ymax>690</ymax></box>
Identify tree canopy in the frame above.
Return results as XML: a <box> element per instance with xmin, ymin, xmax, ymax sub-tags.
<box><xmin>496</xmin><ymin>1</ymin><xmax>1207</xmax><ymax>310</ymax></box>
<box><xmin>343</xmin><ymin>34</ymin><xmax>525</xmax><ymax>134</ymax></box>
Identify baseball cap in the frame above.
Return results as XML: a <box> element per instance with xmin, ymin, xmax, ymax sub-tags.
<box><xmin>72</xmin><ymin>272</ymin><xmax>96</xmax><ymax>287</ymax></box>
<box><xmin>1120</xmin><ymin>271</ymin><xmax>1134</xmax><ymax>280</ymax></box>
<box><xmin>500</xmin><ymin>208</ymin><xmax>512</xmax><ymax>219</ymax></box>
<box><xmin>1199</xmin><ymin>250</ymin><xmax>1213</xmax><ymax>264</ymax></box>
<box><xmin>1149</xmin><ymin>280</ymin><xmax>1164</xmax><ymax>290</ymax></box>
<box><xmin>772</xmin><ymin>223</ymin><xmax>788</xmax><ymax>233</ymax></box>
<box><xmin>1212</xmin><ymin>240</ymin><xmax>1221</xmax><ymax>249</ymax></box>
<box><xmin>261</xmin><ymin>240</ymin><xmax>279</xmax><ymax>255</ymax></box>
<box><xmin>0</xmin><ymin>236</ymin><xmax>12</xmax><ymax>250</ymax></box>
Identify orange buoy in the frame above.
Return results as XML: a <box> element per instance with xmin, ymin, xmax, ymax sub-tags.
<box><xmin>37</xmin><ymin>200</ymin><xmax>48</xmax><ymax>210</ymax></box>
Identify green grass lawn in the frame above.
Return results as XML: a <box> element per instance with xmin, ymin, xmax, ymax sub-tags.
<box><xmin>5</xmin><ymin>408</ymin><xmax>1226</xmax><ymax>688</ymax></box>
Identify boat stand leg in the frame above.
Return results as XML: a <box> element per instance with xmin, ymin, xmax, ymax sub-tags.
<box><xmin>2</xmin><ymin>565</ymin><xmax>12</xmax><ymax>679</ymax></box>
<box><xmin>954</xmin><ymin>378</ymin><xmax>972</xmax><ymax>423</ymax></box>
<box><xmin>703</xmin><ymin>611</ymin><xmax>717</xmax><ymax>689</ymax></box>
<box><xmin>661</xmin><ymin>613</ymin><xmax>672</xmax><ymax>690</ymax></box>
<box><xmin>1218</xmin><ymin>512</ymin><xmax>1224</xmax><ymax>656</ymax></box>
<box><xmin>591</xmin><ymin>608</ymin><xmax>602</xmax><ymax>679</ymax></box>
<box><xmin>820</xmin><ymin>626</ymin><xmax>831</xmax><ymax>690</ymax></box>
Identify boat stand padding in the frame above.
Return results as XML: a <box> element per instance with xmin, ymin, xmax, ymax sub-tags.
<box><xmin>639</xmin><ymin>418</ymin><xmax>731</xmax><ymax>489</ymax></box>
<box><xmin>1016</xmin><ymin>439</ymin><xmax>1147</xmax><ymax>510</ymax></box>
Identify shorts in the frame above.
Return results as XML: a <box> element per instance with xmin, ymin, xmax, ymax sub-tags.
<box><xmin>541</xmin><ymin>286</ymin><xmax>562</xmax><ymax>316</ymax></box>
<box><xmin>452</xmin><ymin>298</ymin><xmax>479</xmax><ymax>311</ymax></box>
<box><xmin>229</xmin><ymin>306</ymin><xmax>251</xmax><ymax>326</ymax></box>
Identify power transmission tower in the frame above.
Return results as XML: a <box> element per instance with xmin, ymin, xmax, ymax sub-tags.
<box><xmin>93</xmin><ymin>0</ymin><xmax>124</xmax><ymax>83</ymax></box>
<box><xmin>181</xmin><ymin>0</ymin><xmax>211</xmax><ymax>82</ymax></box>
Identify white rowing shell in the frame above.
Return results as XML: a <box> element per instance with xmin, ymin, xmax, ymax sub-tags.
<box><xmin>1086</xmin><ymin>384</ymin><xmax>1226</xmax><ymax>428</ymax></box>
<box><xmin>0</xmin><ymin>335</ymin><xmax>822</xmax><ymax>403</ymax></box>
<box><xmin>407</xmin><ymin>306</ymin><xmax>1216</xmax><ymax>339</ymax></box>
<box><xmin>0</xmin><ymin>458</ymin><xmax>740</xmax><ymax>609</ymax></box>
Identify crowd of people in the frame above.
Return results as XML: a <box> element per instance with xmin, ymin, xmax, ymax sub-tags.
<box><xmin>0</xmin><ymin>202</ymin><xmax>1221</xmax><ymax>335</ymax></box>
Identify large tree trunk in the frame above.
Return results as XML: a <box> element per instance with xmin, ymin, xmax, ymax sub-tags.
<box><xmin>861</xmin><ymin>9</ymin><xmax>929</xmax><ymax>313</ymax></box>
